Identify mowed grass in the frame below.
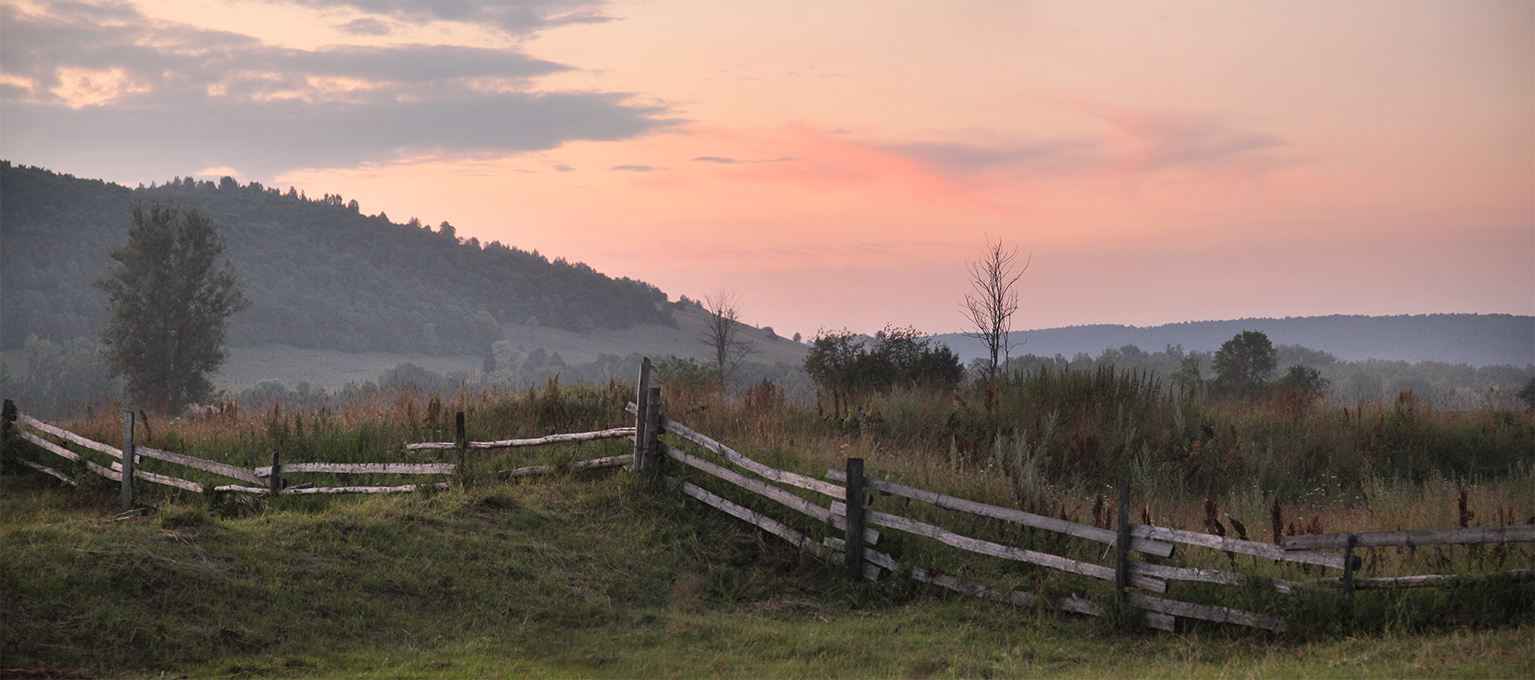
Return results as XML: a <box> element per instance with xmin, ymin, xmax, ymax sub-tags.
<box><xmin>4</xmin><ymin>468</ymin><xmax>1532</xmax><ymax>679</ymax></box>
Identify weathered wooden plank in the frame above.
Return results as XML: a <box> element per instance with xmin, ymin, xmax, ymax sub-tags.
<box><xmin>905</xmin><ymin>566</ymin><xmax>1186</xmax><ymax>630</ymax></box>
<box><xmin>253</xmin><ymin>462</ymin><xmax>456</xmax><ymax>476</ymax></box>
<box><xmin>18</xmin><ymin>429</ymin><xmax>83</xmax><ymax>463</ymax></box>
<box><xmin>18</xmin><ymin>429</ymin><xmax>124</xmax><ymax>482</ymax></box>
<box><xmin>134</xmin><ymin>445</ymin><xmax>263</xmax><ymax>484</ymax></box>
<box><xmin>838</xmin><ymin>502</ymin><xmax>1167</xmax><ymax>593</ymax></box>
<box><xmin>663</xmin><ymin>442</ymin><xmax>834</xmax><ymax>524</ymax></box>
<box><xmin>825</xmin><ymin>469</ymin><xmax>1175</xmax><ymax>558</ymax></box>
<box><xmin>212</xmin><ymin>482</ymin><xmax>449</xmax><ymax>494</ymax></box>
<box><xmin>630</xmin><ymin>403</ymin><xmax>844</xmax><ymax>499</ymax></box>
<box><xmin>1127</xmin><ymin>593</ymin><xmax>1287</xmax><ymax>632</ymax></box>
<box><xmin>16</xmin><ymin>457</ymin><xmax>78</xmax><ymax>486</ymax></box>
<box><xmin>1282</xmin><ymin>524</ymin><xmax>1535</xmax><ymax>550</ymax></box>
<box><xmin>18</xmin><ymin>414</ymin><xmax>122</xmax><ymax>459</ymax></box>
<box><xmin>663</xmin><ymin>443</ymin><xmax>880</xmax><ymax>546</ymax></box>
<box><xmin>405</xmin><ymin>427</ymin><xmax>637</xmax><ymax>451</ymax></box>
<box><xmin>1129</xmin><ymin>561</ymin><xmax>1297</xmax><ymax>594</ymax></box>
<box><xmin>1132</xmin><ymin>523</ymin><xmax>1344</xmax><ymax>569</ymax></box>
<box><xmin>663</xmin><ymin>475</ymin><xmax>828</xmax><ymax>558</ymax></box>
<box><xmin>111</xmin><ymin>460</ymin><xmax>204</xmax><ymax>493</ymax></box>
<box><xmin>1312</xmin><ymin>569</ymin><xmax>1533</xmax><ymax>590</ymax></box>
<box><xmin>826</xmin><ymin>507</ymin><xmax>883</xmax><ymax>547</ymax></box>
<box><xmin>282</xmin><ymin>483</ymin><xmax>448</xmax><ymax>495</ymax></box>
<box><xmin>821</xmin><ymin>537</ymin><xmax>900</xmax><ymax>572</ymax></box>
<box><xmin>500</xmin><ymin>454</ymin><xmax>633</xmax><ymax>478</ymax></box>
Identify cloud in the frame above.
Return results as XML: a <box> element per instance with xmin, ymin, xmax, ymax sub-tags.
<box><xmin>0</xmin><ymin>1</ymin><xmax>678</xmax><ymax>180</ymax></box>
<box><xmin>1082</xmin><ymin>105</ymin><xmax>1286</xmax><ymax>173</ymax></box>
<box><xmin>691</xmin><ymin>156</ymin><xmax>797</xmax><ymax>164</ymax></box>
<box><xmin>879</xmin><ymin>140</ymin><xmax>1098</xmax><ymax>174</ymax></box>
<box><xmin>295</xmin><ymin>0</ymin><xmax>615</xmax><ymax>38</ymax></box>
<box><xmin>335</xmin><ymin>17</ymin><xmax>391</xmax><ymax>36</ymax></box>
<box><xmin>609</xmin><ymin>164</ymin><xmax>662</xmax><ymax>171</ymax></box>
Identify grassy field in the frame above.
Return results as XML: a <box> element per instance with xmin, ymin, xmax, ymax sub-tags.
<box><xmin>3</xmin><ymin>472</ymin><xmax>1532</xmax><ymax>679</ymax></box>
<box><xmin>4</xmin><ymin>372</ymin><xmax>1533</xmax><ymax>677</ymax></box>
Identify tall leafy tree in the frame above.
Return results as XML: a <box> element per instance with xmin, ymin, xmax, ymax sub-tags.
<box><xmin>96</xmin><ymin>202</ymin><xmax>250</xmax><ymax>411</ymax></box>
<box><xmin>1212</xmin><ymin>330</ymin><xmax>1278</xmax><ymax>396</ymax></box>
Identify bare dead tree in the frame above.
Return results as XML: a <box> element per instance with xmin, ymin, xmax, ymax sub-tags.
<box><xmin>700</xmin><ymin>288</ymin><xmax>756</xmax><ymax>381</ymax></box>
<box><xmin>961</xmin><ymin>237</ymin><xmax>1030</xmax><ymax>386</ymax></box>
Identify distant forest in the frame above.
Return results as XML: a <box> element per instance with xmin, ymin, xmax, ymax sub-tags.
<box><xmin>933</xmin><ymin>315</ymin><xmax>1535</xmax><ymax>368</ymax></box>
<box><xmin>0</xmin><ymin>161</ymin><xmax>672</xmax><ymax>356</ymax></box>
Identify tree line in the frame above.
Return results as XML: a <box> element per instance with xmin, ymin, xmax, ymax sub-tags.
<box><xmin>0</xmin><ymin>161</ymin><xmax>673</xmax><ymax>358</ymax></box>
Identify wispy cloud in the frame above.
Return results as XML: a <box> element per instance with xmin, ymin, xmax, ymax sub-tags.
<box><xmin>1082</xmin><ymin>104</ymin><xmax>1286</xmax><ymax>173</ymax></box>
<box><xmin>609</xmin><ymin>164</ymin><xmax>663</xmax><ymax>172</ymax></box>
<box><xmin>691</xmin><ymin>156</ymin><xmax>797</xmax><ymax>164</ymax></box>
<box><xmin>0</xmin><ymin>1</ymin><xmax>677</xmax><ymax>180</ymax></box>
<box><xmin>334</xmin><ymin>17</ymin><xmax>391</xmax><ymax>36</ymax></box>
<box><xmin>878</xmin><ymin>139</ymin><xmax>1098</xmax><ymax>174</ymax></box>
<box><xmin>293</xmin><ymin>0</ymin><xmax>615</xmax><ymax>38</ymax></box>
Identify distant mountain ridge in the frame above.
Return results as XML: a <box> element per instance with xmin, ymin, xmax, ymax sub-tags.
<box><xmin>1</xmin><ymin>161</ymin><xmax>672</xmax><ymax>356</ymax></box>
<box><xmin>931</xmin><ymin>314</ymin><xmax>1534</xmax><ymax>367</ymax></box>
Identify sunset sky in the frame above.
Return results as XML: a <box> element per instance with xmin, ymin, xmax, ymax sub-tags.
<box><xmin>3</xmin><ymin>0</ymin><xmax>1530</xmax><ymax>339</ymax></box>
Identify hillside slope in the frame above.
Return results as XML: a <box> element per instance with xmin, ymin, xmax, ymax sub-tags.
<box><xmin>1</xmin><ymin>161</ymin><xmax>672</xmax><ymax>356</ymax></box>
<box><xmin>932</xmin><ymin>314</ymin><xmax>1535</xmax><ymax>367</ymax></box>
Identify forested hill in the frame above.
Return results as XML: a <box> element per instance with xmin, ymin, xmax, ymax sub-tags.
<box><xmin>932</xmin><ymin>314</ymin><xmax>1535</xmax><ymax>368</ymax></box>
<box><xmin>0</xmin><ymin>161</ymin><xmax>673</xmax><ymax>355</ymax></box>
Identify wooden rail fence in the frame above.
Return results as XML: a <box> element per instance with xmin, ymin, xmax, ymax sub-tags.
<box><xmin>613</xmin><ymin>361</ymin><xmax>1535</xmax><ymax>633</ymax></box>
<box><xmin>6</xmin><ymin>356</ymin><xmax>1534</xmax><ymax>635</ymax></box>
<box><xmin>1</xmin><ymin>398</ymin><xmax>634</xmax><ymax>508</ymax></box>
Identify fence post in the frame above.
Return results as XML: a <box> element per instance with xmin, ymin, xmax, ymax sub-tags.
<box><xmin>1342</xmin><ymin>533</ymin><xmax>1358</xmax><ymax>597</ymax></box>
<box><xmin>120</xmin><ymin>410</ymin><xmax>135</xmax><ymax>511</ymax></box>
<box><xmin>1114</xmin><ymin>477</ymin><xmax>1131</xmax><ymax>608</ymax></box>
<box><xmin>844</xmin><ymin>457</ymin><xmax>866</xmax><ymax>582</ymax></box>
<box><xmin>455</xmin><ymin>411</ymin><xmax>467</xmax><ymax>473</ymax></box>
<box><xmin>633</xmin><ymin>358</ymin><xmax>652</xmax><ymax>475</ymax></box>
<box><xmin>269</xmin><ymin>449</ymin><xmax>281</xmax><ymax>497</ymax></box>
<box><xmin>641</xmin><ymin>386</ymin><xmax>661</xmax><ymax>477</ymax></box>
<box><xmin>1</xmin><ymin>399</ymin><xmax>16</xmax><ymax>444</ymax></box>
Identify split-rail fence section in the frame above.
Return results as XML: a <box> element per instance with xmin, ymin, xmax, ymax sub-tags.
<box><xmin>4</xmin><ymin>358</ymin><xmax>1532</xmax><ymax>633</ymax></box>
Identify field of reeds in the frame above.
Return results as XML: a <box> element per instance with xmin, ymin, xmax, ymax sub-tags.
<box><xmin>3</xmin><ymin>365</ymin><xmax>1533</xmax><ymax>677</ymax></box>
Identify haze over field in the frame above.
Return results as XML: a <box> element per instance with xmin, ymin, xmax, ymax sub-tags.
<box><xmin>2</xmin><ymin>0</ymin><xmax>1529</xmax><ymax>340</ymax></box>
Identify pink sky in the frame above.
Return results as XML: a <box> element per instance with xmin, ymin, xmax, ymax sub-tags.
<box><xmin>3</xmin><ymin>0</ymin><xmax>1530</xmax><ymax>339</ymax></box>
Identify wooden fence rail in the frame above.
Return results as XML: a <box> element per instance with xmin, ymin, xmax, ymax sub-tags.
<box><xmin>626</xmin><ymin>402</ymin><xmax>845</xmax><ymax>499</ymax></box>
<box><xmin>824</xmin><ymin>468</ymin><xmax>1175</xmax><ymax>557</ymax></box>
<box><xmin>405</xmin><ymin>427</ymin><xmax>636</xmax><ymax>451</ymax></box>
<box><xmin>501</xmin><ymin>453</ymin><xmax>634</xmax><ymax>479</ymax></box>
<box><xmin>831</xmin><ymin>500</ymin><xmax>1169</xmax><ymax>593</ymax></box>
<box><xmin>1281</xmin><ymin>525</ymin><xmax>1535</xmax><ymax>550</ymax></box>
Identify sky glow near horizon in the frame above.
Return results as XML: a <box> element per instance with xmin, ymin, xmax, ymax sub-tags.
<box><xmin>2</xmin><ymin>0</ymin><xmax>1530</xmax><ymax>339</ymax></box>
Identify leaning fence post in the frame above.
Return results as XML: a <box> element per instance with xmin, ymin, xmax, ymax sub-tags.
<box><xmin>1342</xmin><ymin>533</ymin><xmax>1358</xmax><ymax>597</ymax></box>
<box><xmin>1114</xmin><ymin>477</ymin><xmax>1131</xmax><ymax>608</ymax></box>
<box><xmin>640</xmin><ymin>386</ymin><xmax>661</xmax><ymax>476</ymax></box>
<box><xmin>633</xmin><ymin>358</ymin><xmax>652</xmax><ymax>475</ymax></box>
<box><xmin>844</xmin><ymin>457</ymin><xmax>866</xmax><ymax>582</ymax></box>
<box><xmin>455</xmin><ymin>411</ymin><xmax>468</xmax><ymax>473</ymax></box>
<box><xmin>120</xmin><ymin>410</ymin><xmax>135</xmax><ymax>510</ymax></box>
<box><xmin>269</xmin><ymin>450</ymin><xmax>282</xmax><ymax>497</ymax></box>
<box><xmin>2</xmin><ymin>399</ymin><xmax>16</xmax><ymax>440</ymax></box>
